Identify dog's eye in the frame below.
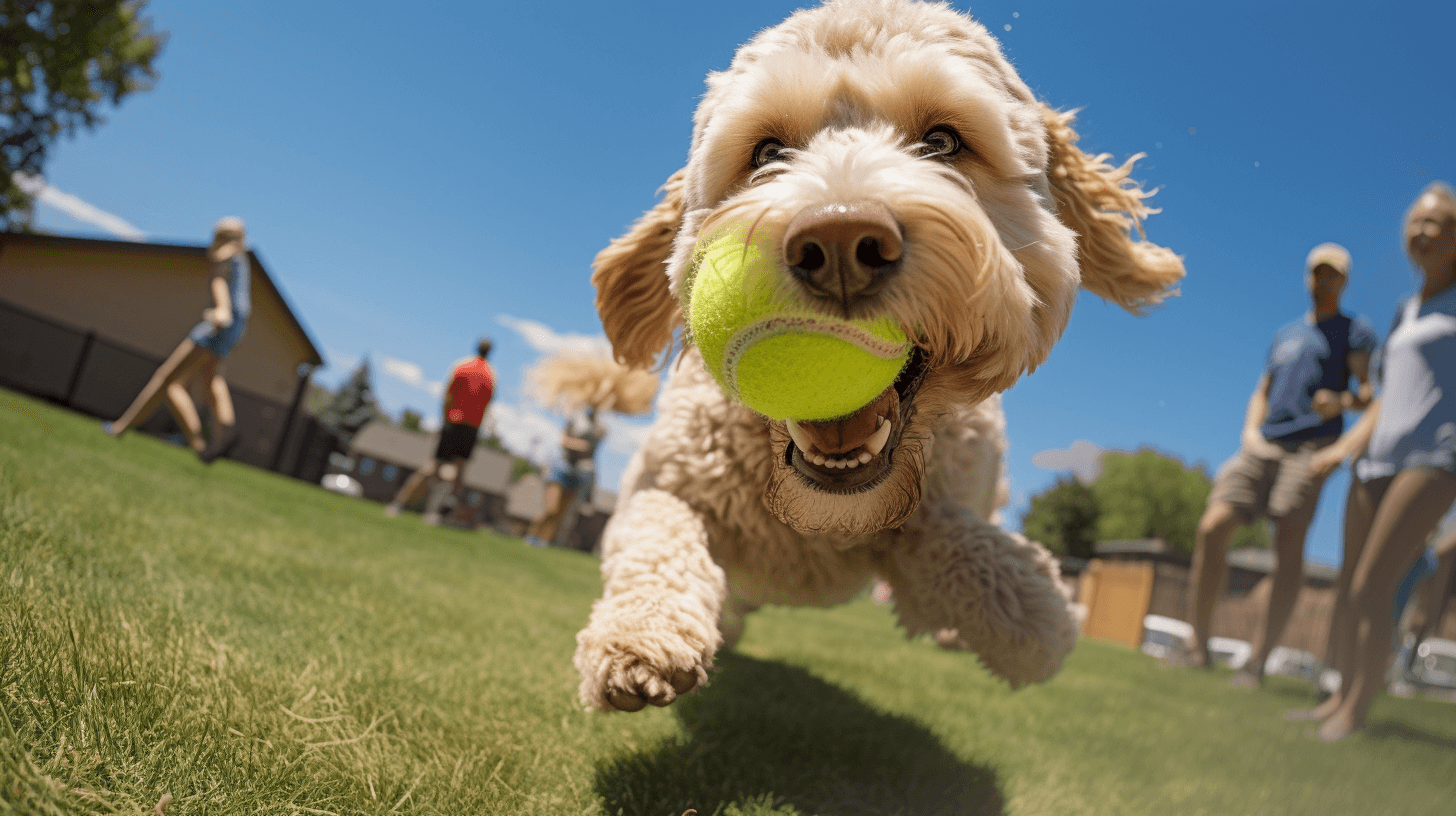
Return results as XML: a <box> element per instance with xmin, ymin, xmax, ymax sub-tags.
<box><xmin>920</xmin><ymin>126</ymin><xmax>963</xmax><ymax>159</ymax></box>
<box><xmin>753</xmin><ymin>138</ymin><xmax>787</xmax><ymax>168</ymax></box>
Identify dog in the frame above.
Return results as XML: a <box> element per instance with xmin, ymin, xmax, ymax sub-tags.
<box><xmin>574</xmin><ymin>0</ymin><xmax>1183</xmax><ymax>712</ymax></box>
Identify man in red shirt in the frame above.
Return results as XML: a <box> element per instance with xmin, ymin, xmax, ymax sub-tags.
<box><xmin>385</xmin><ymin>338</ymin><xmax>495</xmax><ymax>523</ymax></box>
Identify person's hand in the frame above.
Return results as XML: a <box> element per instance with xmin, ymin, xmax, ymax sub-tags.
<box><xmin>203</xmin><ymin>307</ymin><xmax>232</xmax><ymax>328</ymax></box>
<box><xmin>1241</xmin><ymin>427</ymin><xmax>1283</xmax><ymax>460</ymax></box>
<box><xmin>1309</xmin><ymin>445</ymin><xmax>1347</xmax><ymax>478</ymax></box>
<box><xmin>1344</xmin><ymin>382</ymin><xmax>1374</xmax><ymax>412</ymax></box>
<box><xmin>1311</xmin><ymin>388</ymin><xmax>1343</xmax><ymax>420</ymax></box>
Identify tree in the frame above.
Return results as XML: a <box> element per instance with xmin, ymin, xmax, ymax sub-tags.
<box><xmin>400</xmin><ymin>409</ymin><xmax>423</xmax><ymax>432</ymax></box>
<box><xmin>315</xmin><ymin>359</ymin><xmax>382</xmax><ymax>442</ymax></box>
<box><xmin>2</xmin><ymin>1</ymin><xmax>166</xmax><ymax>228</ymax></box>
<box><xmin>1090</xmin><ymin>447</ymin><xmax>1269</xmax><ymax>553</ymax></box>
<box><xmin>1092</xmin><ymin>448</ymin><xmax>1208</xmax><ymax>553</ymax></box>
<box><xmin>1022</xmin><ymin>477</ymin><xmax>1101</xmax><ymax>559</ymax></box>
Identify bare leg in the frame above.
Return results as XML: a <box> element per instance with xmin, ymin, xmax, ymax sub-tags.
<box><xmin>163</xmin><ymin>380</ymin><xmax>207</xmax><ymax>452</ymax></box>
<box><xmin>1291</xmin><ymin>476</ymin><xmax>1379</xmax><ymax>719</ymax></box>
<box><xmin>1186</xmin><ymin>501</ymin><xmax>1243</xmax><ymax>667</ymax></box>
<box><xmin>108</xmin><ymin>340</ymin><xmax>204</xmax><ymax>435</ymax></box>
<box><xmin>532</xmin><ymin>485</ymin><xmax>578</xmax><ymax>544</ymax></box>
<box><xmin>196</xmin><ymin>354</ymin><xmax>235</xmax><ymax>432</ymax></box>
<box><xmin>387</xmin><ymin>460</ymin><xmax>439</xmax><ymax>515</ymax></box>
<box><xmin>1316</xmin><ymin>469</ymin><xmax>1456</xmax><ymax>741</ymax></box>
<box><xmin>527</xmin><ymin>483</ymin><xmax>563</xmax><ymax>540</ymax></box>
<box><xmin>1238</xmin><ymin>512</ymin><xmax>1315</xmax><ymax>687</ymax></box>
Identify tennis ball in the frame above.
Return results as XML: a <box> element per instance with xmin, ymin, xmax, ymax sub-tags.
<box><xmin>686</xmin><ymin>230</ymin><xmax>910</xmax><ymax>421</ymax></box>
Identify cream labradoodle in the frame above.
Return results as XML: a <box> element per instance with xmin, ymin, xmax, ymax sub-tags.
<box><xmin>576</xmin><ymin>0</ymin><xmax>1184</xmax><ymax>712</ymax></box>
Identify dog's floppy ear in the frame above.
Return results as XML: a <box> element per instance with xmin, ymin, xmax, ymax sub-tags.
<box><xmin>1042</xmin><ymin>106</ymin><xmax>1184</xmax><ymax>313</ymax></box>
<box><xmin>592</xmin><ymin>169</ymin><xmax>685</xmax><ymax>368</ymax></box>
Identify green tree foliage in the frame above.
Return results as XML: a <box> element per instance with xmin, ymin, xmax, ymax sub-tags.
<box><xmin>2</xmin><ymin>1</ymin><xmax>166</xmax><ymax>228</ymax></box>
<box><xmin>315</xmin><ymin>359</ymin><xmax>382</xmax><ymax>442</ymax></box>
<box><xmin>1092</xmin><ymin>449</ymin><xmax>1209</xmax><ymax>552</ymax></box>
<box><xmin>1021</xmin><ymin>477</ymin><xmax>1101</xmax><ymax>559</ymax></box>
<box><xmin>400</xmin><ymin>409</ymin><xmax>423</xmax><ymax>433</ymax></box>
<box><xmin>1090</xmin><ymin>448</ymin><xmax>1270</xmax><ymax>553</ymax></box>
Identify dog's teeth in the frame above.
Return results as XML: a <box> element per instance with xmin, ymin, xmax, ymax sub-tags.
<box><xmin>858</xmin><ymin>451</ymin><xmax>873</xmax><ymax>464</ymax></box>
<box><xmin>864</xmin><ymin>420</ymin><xmax>893</xmax><ymax>456</ymax></box>
<box><xmin>812</xmin><ymin>453</ymin><xmax>826</xmax><ymax>466</ymax></box>
<box><xmin>845</xmin><ymin>458</ymin><xmax>860</xmax><ymax>469</ymax></box>
<box><xmin>785</xmin><ymin>419</ymin><xmax>815</xmax><ymax>456</ymax></box>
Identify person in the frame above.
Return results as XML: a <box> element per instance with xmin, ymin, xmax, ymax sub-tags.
<box><xmin>385</xmin><ymin>339</ymin><xmax>496</xmax><ymax>524</ymax></box>
<box><xmin>526</xmin><ymin>404</ymin><xmax>606</xmax><ymax>547</ymax></box>
<box><xmin>1290</xmin><ymin>183</ymin><xmax>1456</xmax><ymax>741</ymax></box>
<box><xmin>1397</xmin><ymin>521</ymin><xmax>1456</xmax><ymax>662</ymax></box>
<box><xmin>104</xmin><ymin>217</ymin><xmax>251</xmax><ymax>464</ymax></box>
<box><xmin>1182</xmin><ymin>242</ymin><xmax>1376</xmax><ymax>685</ymax></box>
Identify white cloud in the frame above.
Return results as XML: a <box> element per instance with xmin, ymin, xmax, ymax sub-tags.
<box><xmin>498</xmin><ymin>314</ymin><xmax>610</xmax><ymax>356</ymax></box>
<box><xmin>486</xmin><ymin>401</ymin><xmax>565</xmax><ymax>463</ymax></box>
<box><xmin>603</xmin><ymin>415</ymin><xmax>653</xmax><ymax>456</ymax></box>
<box><xmin>380</xmin><ymin>355</ymin><xmax>445</xmax><ymax>398</ymax></box>
<box><xmin>12</xmin><ymin>172</ymin><xmax>146</xmax><ymax>241</ymax></box>
<box><xmin>1032</xmin><ymin>440</ymin><xmax>1106</xmax><ymax>484</ymax></box>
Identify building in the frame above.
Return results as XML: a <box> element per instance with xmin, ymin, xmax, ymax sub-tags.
<box><xmin>336</xmin><ymin>421</ymin><xmax>515</xmax><ymax>527</ymax></box>
<box><xmin>0</xmin><ymin>232</ymin><xmax>327</xmax><ymax>476</ymax></box>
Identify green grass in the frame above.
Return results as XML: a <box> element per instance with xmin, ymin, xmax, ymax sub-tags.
<box><xmin>2</xmin><ymin>386</ymin><xmax>1454</xmax><ymax>816</ymax></box>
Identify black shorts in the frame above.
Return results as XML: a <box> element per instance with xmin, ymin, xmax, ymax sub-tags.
<box><xmin>434</xmin><ymin>422</ymin><xmax>478</xmax><ymax>463</ymax></box>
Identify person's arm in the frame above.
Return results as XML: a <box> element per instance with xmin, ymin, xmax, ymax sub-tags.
<box><xmin>204</xmin><ymin>273</ymin><xmax>232</xmax><ymax>327</ymax></box>
<box><xmin>1309</xmin><ymin>398</ymin><xmax>1381</xmax><ymax>478</ymax></box>
<box><xmin>561</xmin><ymin>434</ymin><xmax>591</xmax><ymax>453</ymax></box>
<box><xmin>1239</xmin><ymin>373</ymin><xmax>1281</xmax><ymax>458</ymax></box>
<box><xmin>1342</xmin><ymin>348</ymin><xmax>1374</xmax><ymax>411</ymax></box>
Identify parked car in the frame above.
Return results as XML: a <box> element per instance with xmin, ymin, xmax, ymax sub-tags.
<box><xmin>1264</xmin><ymin>647</ymin><xmax>1324</xmax><ymax>683</ymax></box>
<box><xmin>320</xmin><ymin>472</ymin><xmax>364</xmax><ymax>498</ymax></box>
<box><xmin>1393</xmin><ymin>637</ymin><xmax>1456</xmax><ymax>698</ymax></box>
<box><xmin>1208</xmin><ymin>636</ymin><xmax>1252</xmax><ymax>670</ymax></box>
<box><xmin>1141</xmin><ymin>614</ymin><xmax>1194</xmax><ymax>660</ymax></box>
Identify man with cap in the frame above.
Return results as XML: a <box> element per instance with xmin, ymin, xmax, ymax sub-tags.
<box><xmin>1181</xmin><ymin>243</ymin><xmax>1377</xmax><ymax>685</ymax></box>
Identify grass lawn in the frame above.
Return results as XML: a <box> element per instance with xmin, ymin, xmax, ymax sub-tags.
<box><xmin>2</xmin><ymin>386</ymin><xmax>1454</xmax><ymax>816</ymax></box>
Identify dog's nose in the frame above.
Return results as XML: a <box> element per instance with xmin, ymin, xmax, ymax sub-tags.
<box><xmin>783</xmin><ymin>202</ymin><xmax>902</xmax><ymax>312</ymax></box>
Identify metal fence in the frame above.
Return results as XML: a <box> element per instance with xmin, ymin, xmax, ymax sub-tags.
<box><xmin>0</xmin><ymin>295</ymin><xmax>338</xmax><ymax>481</ymax></box>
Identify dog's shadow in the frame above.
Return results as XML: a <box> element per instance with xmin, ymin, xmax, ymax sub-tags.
<box><xmin>593</xmin><ymin>652</ymin><xmax>1004</xmax><ymax>816</ymax></box>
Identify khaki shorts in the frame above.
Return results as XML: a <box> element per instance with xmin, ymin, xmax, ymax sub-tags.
<box><xmin>1207</xmin><ymin>435</ymin><xmax>1338</xmax><ymax>526</ymax></box>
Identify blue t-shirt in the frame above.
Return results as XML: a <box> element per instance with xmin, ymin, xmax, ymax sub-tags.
<box><xmin>1260</xmin><ymin>312</ymin><xmax>1377</xmax><ymax>442</ymax></box>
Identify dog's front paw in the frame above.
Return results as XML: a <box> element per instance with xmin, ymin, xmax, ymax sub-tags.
<box><xmin>574</xmin><ymin>596</ymin><xmax>718</xmax><ymax>712</ymax></box>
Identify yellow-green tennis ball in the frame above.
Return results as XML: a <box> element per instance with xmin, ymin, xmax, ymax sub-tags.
<box><xmin>687</xmin><ymin>231</ymin><xmax>910</xmax><ymax>421</ymax></box>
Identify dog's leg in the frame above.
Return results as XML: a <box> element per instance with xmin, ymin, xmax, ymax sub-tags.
<box><xmin>877</xmin><ymin>499</ymin><xmax>1079</xmax><ymax>689</ymax></box>
<box><xmin>574</xmin><ymin>489</ymin><xmax>726</xmax><ymax>712</ymax></box>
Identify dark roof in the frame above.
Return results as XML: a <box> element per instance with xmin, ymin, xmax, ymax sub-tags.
<box><xmin>0</xmin><ymin>231</ymin><xmax>324</xmax><ymax>367</ymax></box>
<box><xmin>350</xmin><ymin>421</ymin><xmax>512</xmax><ymax>495</ymax></box>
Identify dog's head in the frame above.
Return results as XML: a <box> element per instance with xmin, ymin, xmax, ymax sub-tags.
<box><xmin>593</xmin><ymin>0</ymin><xmax>1183</xmax><ymax>537</ymax></box>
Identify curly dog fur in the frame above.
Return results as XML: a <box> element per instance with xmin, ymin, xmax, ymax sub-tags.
<box><xmin>575</xmin><ymin>0</ymin><xmax>1183</xmax><ymax>712</ymax></box>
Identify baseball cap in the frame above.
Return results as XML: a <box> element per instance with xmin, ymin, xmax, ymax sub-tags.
<box><xmin>1305</xmin><ymin>242</ymin><xmax>1350</xmax><ymax>276</ymax></box>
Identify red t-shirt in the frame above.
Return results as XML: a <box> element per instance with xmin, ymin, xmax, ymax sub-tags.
<box><xmin>445</xmin><ymin>357</ymin><xmax>495</xmax><ymax>428</ymax></box>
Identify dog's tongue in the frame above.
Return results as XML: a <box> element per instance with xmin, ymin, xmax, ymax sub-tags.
<box><xmin>796</xmin><ymin>385</ymin><xmax>899</xmax><ymax>454</ymax></box>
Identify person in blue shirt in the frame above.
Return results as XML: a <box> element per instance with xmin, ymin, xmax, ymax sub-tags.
<box><xmin>104</xmin><ymin>217</ymin><xmax>251</xmax><ymax>463</ymax></box>
<box><xmin>1182</xmin><ymin>243</ymin><xmax>1377</xmax><ymax>684</ymax></box>
<box><xmin>1293</xmin><ymin>184</ymin><xmax>1456</xmax><ymax>741</ymax></box>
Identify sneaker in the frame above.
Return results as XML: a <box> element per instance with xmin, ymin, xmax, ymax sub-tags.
<box><xmin>422</xmin><ymin>513</ymin><xmax>441</xmax><ymax>526</ymax></box>
<box><xmin>384</xmin><ymin>503</ymin><xmax>402</xmax><ymax>518</ymax></box>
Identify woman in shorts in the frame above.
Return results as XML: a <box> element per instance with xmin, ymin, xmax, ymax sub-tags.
<box><xmin>1294</xmin><ymin>183</ymin><xmax>1456</xmax><ymax>741</ymax></box>
<box><xmin>105</xmin><ymin>217</ymin><xmax>250</xmax><ymax>463</ymax></box>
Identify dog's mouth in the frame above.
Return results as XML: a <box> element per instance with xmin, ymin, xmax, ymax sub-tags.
<box><xmin>781</xmin><ymin>346</ymin><xmax>929</xmax><ymax>493</ymax></box>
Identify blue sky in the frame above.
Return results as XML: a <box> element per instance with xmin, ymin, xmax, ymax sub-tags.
<box><xmin>24</xmin><ymin>0</ymin><xmax>1456</xmax><ymax>565</ymax></box>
